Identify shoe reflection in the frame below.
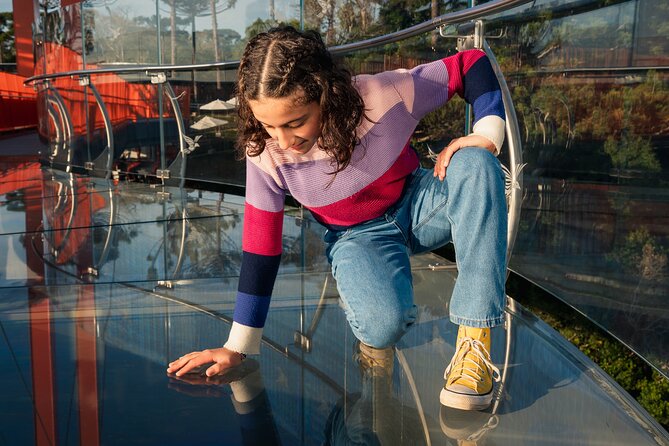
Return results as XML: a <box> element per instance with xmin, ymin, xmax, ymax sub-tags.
<box><xmin>439</xmin><ymin>405</ymin><xmax>499</xmax><ymax>445</ymax></box>
<box><xmin>167</xmin><ymin>359</ymin><xmax>281</xmax><ymax>445</ymax></box>
<box><xmin>324</xmin><ymin>343</ymin><xmax>427</xmax><ymax>446</ymax></box>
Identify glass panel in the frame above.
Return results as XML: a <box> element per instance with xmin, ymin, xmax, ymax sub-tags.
<box><xmin>165</xmin><ymin>66</ymin><xmax>241</xmax><ymax>186</ymax></box>
<box><xmin>1</xmin><ymin>268</ymin><xmax>666</xmax><ymax>444</ymax></box>
<box><xmin>0</xmin><ymin>170</ymin><xmax>331</xmax><ymax>287</ymax></box>
<box><xmin>487</xmin><ymin>0</ymin><xmax>669</xmax><ymax>376</ymax></box>
<box><xmin>82</xmin><ymin>0</ymin><xmax>160</xmax><ymax>67</ymax></box>
<box><xmin>84</xmin><ymin>73</ymin><xmax>167</xmax><ymax>180</ymax></box>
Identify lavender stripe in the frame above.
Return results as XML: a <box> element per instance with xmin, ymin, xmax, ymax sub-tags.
<box><xmin>409</xmin><ymin>60</ymin><xmax>450</xmax><ymax>119</ymax></box>
<box><xmin>276</xmin><ymin>103</ymin><xmax>416</xmax><ymax>208</ymax></box>
<box><xmin>246</xmin><ymin>160</ymin><xmax>286</xmax><ymax>212</ymax></box>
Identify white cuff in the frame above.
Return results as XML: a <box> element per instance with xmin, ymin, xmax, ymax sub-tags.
<box><xmin>472</xmin><ymin>115</ymin><xmax>505</xmax><ymax>155</ymax></box>
<box><xmin>224</xmin><ymin>322</ymin><xmax>263</xmax><ymax>355</ymax></box>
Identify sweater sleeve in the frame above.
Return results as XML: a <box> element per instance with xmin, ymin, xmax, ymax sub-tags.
<box><xmin>394</xmin><ymin>49</ymin><xmax>506</xmax><ymax>154</ymax></box>
<box><xmin>444</xmin><ymin>50</ymin><xmax>506</xmax><ymax>153</ymax></box>
<box><xmin>224</xmin><ymin>157</ymin><xmax>286</xmax><ymax>355</ymax></box>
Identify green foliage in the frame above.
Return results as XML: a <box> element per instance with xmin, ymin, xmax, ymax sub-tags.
<box><xmin>378</xmin><ymin>0</ymin><xmax>426</xmax><ymax>32</ymax></box>
<box><xmin>0</xmin><ymin>11</ymin><xmax>15</xmax><ymax>64</ymax></box>
<box><xmin>637</xmin><ymin>375</ymin><xmax>669</xmax><ymax>426</ymax></box>
<box><xmin>244</xmin><ymin>18</ymin><xmax>273</xmax><ymax>40</ymax></box>
<box><xmin>604</xmin><ymin>134</ymin><xmax>661</xmax><ymax>173</ymax></box>
<box><xmin>607</xmin><ymin>227</ymin><xmax>668</xmax><ymax>278</ymax></box>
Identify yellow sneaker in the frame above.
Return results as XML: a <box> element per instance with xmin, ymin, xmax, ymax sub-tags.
<box><xmin>440</xmin><ymin>326</ymin><xmax>500</xmax><ymax>411</ymax></box>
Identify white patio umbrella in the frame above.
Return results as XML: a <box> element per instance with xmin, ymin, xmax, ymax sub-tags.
<box><xmin>224</xmin><ymin>97</ymin><xmax>238</xmax><ymax>107</ymax></box>
<box><xmin>199</xmin><ymin>99</ymin><xmax>236</xmax><ymax>111</ymax></box>
<box><xmin>190</xmin><ymin>116</ymin><xmax>229</xmax><ymax>130</ymax></box>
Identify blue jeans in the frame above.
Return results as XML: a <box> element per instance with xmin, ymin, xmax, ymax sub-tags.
<box><xmin>324</xmin><ymin>147</ymin><xmax>507</xmax><ymax>348</ymax></box>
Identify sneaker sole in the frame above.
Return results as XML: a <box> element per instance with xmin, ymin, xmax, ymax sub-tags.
<box><xmin>439</xmin><ymin>387</ymin><xmax>492</xmax><ymax>411</ymax></box>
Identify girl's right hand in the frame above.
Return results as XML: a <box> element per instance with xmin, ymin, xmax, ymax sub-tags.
<box><xmin>167</xmin><ymin>347</ymin><xmax>244</xmax><ymax>377</ymax></box>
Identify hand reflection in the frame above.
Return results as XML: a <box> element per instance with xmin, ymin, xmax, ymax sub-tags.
<box><xmin>167</xmin><ymin>359</ymin><xmax>261</xmax><ymax>398</ymax></box>
<box><xmin>167</xmin><ymin>358</ymin><xmax>281</xmax><ymax>446</ymax></box>
<box><xmin>167</xmin><ymin>367</ymin><xmax>229</xmax><ymax>398</ymax></box>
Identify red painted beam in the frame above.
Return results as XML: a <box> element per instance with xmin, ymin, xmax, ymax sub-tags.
<box><xmin>75</xmin><ymin>284</ymin><xmax>100</xmax><ymax>446</ymax></box>
<box><xmin>12</xmin><ymin>0</ymin><xmax>37</xmax><ymax>78</ymax></box>
<box><xmin>28</xmin><ymin>290</ymin><xmax>57</xmax><ymax>446</ymax></box>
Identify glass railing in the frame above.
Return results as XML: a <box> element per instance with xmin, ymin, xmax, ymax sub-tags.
<box><xmin>482</xmin><ymin>0</ymin><xmax>669</xmax><ymax>378</ymax></box>
<box><xmin>26</xmin><ymin>0</ymin><xmax>669</xmax><ymax>379</ymax></box>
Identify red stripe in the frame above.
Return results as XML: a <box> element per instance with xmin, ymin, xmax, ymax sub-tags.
<box><xmin>309</xmin><ymin>144</ymin><xmax>419</xmax><ymax>227</ymax></box>
<box><xmin>442</xmin><ymin>50</ymin><xmax>485</xmax><ymax>99</ymax></box>
<box><xmin>242</xmin><ymin>203</ymin><xmax>284</xmax><ymax>256</ymax></box>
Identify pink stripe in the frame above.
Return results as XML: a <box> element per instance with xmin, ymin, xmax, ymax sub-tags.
<box><xmin>309</xmin><ymin>146</ymin><xmax>419</xmax><ymax>227</ymax></box>
<box><xmin>242</xmin><ymin>203</ymin><xmax>284</xmax><ymax>256</ymax></box>
<box><xmin>442</xmin><ymin>50</ymin><xmax>485</xmax><ymax>99</ymax></box>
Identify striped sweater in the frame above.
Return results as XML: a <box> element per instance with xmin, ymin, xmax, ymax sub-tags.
<box><xmin>224</xmin><ymin>49</ymin><xmax>506</xmax><ymax>354</ymax></box>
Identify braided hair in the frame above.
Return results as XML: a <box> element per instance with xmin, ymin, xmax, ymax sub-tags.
<box><xmin>236</xmin><ymin>26</ymin><xmax>366</xmax><ymax>175</ymax></box>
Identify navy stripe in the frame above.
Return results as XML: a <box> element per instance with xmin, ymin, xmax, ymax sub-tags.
<box><xmin>463</xmin><ymin>56</ymin><xmax>501</xmax><ymax>111</ymax></box>
<box><xmin>238</xmin><ymin>251</ymin><xmax>281</xmax><ymax>296</ymax></box>
<box><xmin>233</xmin><ymin>292</ymin><xmax>271</xmax><ymax>328</ymax></box>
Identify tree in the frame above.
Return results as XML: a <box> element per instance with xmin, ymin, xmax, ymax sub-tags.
<box><xmin>208</xmin><ymin>0</ymin><xmax>237</xmax><ymax>89</ymax></box>
<box><xmin>337</xmin><ymin>0</ymin><xmax>381</xmax><ymax>43</ymax></box>
<box><xmin>0</xmin><ymin>12</ymin><xmax>15</xmax><ymax>64</ymax></box>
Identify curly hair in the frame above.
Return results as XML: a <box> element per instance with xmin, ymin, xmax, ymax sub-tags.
<box><xmin>236</xmin><ymin>26</ymin><xmax>366</xmax><ymax>175</ymax></box>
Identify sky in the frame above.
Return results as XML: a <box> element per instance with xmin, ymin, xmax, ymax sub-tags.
<box><xmin>0</xmin><ymin>0</ymin><xmax>11</xmax><ymax>13</ymax></box>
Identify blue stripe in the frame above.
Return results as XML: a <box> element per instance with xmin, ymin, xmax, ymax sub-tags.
<box><xmin>239</xmin><ymin>251</ymin><xmax>281</xmax><ymax>296</ymax></box>
<box><xmin>473</xmin><ymin>90</ymin><xmax>505</xmax><ymax>124</ymax></box>
<box><xmin>234</xmin><ymin>292</ymin><xmax>271</xmax><ymax>328</ymax></box>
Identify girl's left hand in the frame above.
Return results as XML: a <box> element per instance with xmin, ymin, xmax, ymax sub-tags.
<box><xmin>167</xmin><ymin>347</ymin><xmax>243</xmax><ymax>377</ymax></box>
<box><xmin>433</xmin><ymin>134</ymin><xmax>496</xmax><ymax>181</ymax></box>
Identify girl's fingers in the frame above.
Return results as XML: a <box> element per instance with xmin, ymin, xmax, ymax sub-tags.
<box><xmin>205</xmin><ymin>363</ymin><xmax>222</xmax><ymax>377</ymax></box>
<box><xmin>167</xmin><ymin>351</ymin><xmax>203</xmax><ymax>374</ymax></box>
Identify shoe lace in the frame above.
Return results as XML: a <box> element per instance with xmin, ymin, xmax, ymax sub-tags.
<box><xmin>444</xmin><ymin>337</ymin><xmax>501</xmax><ymax>386</ymax></box>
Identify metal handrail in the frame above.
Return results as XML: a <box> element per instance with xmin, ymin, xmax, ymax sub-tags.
<box><xmin>82</xmin><ymin>77</ymin><xmax>114</xmax><ymax>178</ymax></box>
<box><xmin>24</xmin><ymin>0</ymin><xmax>532</xmax><ymax>86</ymax></box>
<box><xmin>482</xmin><ymin>39</ymin><xmax>524</xmax><ymax>266</ymax></box>
<box><xmin>329</xmin><ymin>0</ymin><xmax>531</xmax><ymax>55</ymax></box>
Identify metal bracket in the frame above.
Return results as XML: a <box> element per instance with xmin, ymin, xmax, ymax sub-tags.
<box><xmin>438</xmin><ymin>19</ymin><xmax>504</xmax><ymax>50</ymax></box>
<box><xmin>156</xmin><ymin>280</ymin><xmax>174</xmax><ymax>290</ymax></box>
<box><xmin>156</xmin><ymin>190</ymin><xmax>171</xmax><ymax>201</ymax></box>
<box><xmin>294</xmin><ymin>331</ymin><xmax>312</xmax><ymax>352</ymax></box>
<box><xmin>81</xmin><ymin>267</ymin><xmax>98</xmax><ymax>282</ymax></box>
<box><xmin>148</xmin><ymin>72</ymin><xmax>168</xmax><ymax>84</ymax></box>
<box><xmin>462</xmin><ymin>20</ymin><xmax>485</xmax><ymax>50</ymax></box>
<box><xmin>78</xmin><ymin>75</ymin><xmax>90</xmax><ymax>86</ymax></box>
<box><xmin>85</xmin><ymin>161</ymin><xmax>94</xmax><ymax>170</ymax></box>
<box><xmin>156</xmin><ymin>169</ymin><xmax>171</xmax><ymax>179</ymax></box>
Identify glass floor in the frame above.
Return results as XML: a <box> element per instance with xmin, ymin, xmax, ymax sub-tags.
<box><xmin>1</xmin><ymin>158</ymin><xmax>668</xmax><ymax>445</ymax></box>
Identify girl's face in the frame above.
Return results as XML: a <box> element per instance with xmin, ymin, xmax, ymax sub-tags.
<box><xmin>248</xmin><ymin>93</ymin><xmax>322</xmax><ymax>155</ymax></box>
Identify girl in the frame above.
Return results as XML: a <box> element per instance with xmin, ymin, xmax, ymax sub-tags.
<box><xmin>168</xmin><ymin>26</ymin><xmax>506</xmax><ymax>411</ymax></box>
